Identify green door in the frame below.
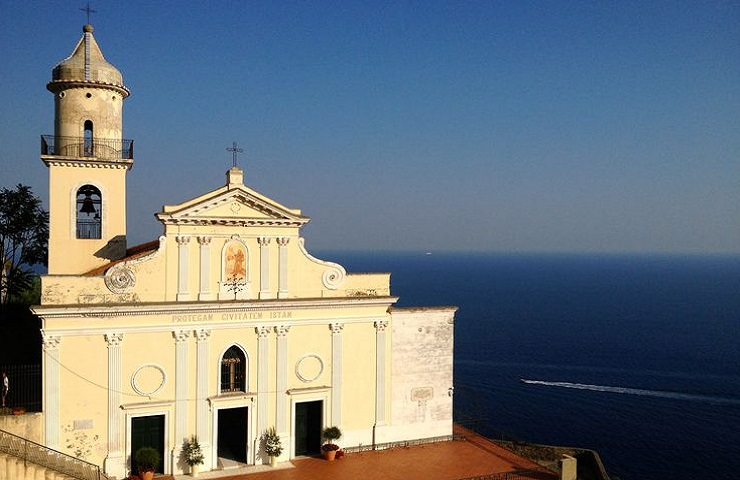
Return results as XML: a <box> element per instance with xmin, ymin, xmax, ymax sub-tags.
<box><xmin>131</xmin><ymin>415</ymin><xmax>165</xmax><ymax>474</ymax></box>
<box><xmin>294</xmin><ymin>401</ymin><xmax>322</xmax><ymax>456</ymax></box>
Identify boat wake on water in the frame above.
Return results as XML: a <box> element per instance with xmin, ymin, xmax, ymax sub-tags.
<box><xmin>520</xmin><ymin>379</ymin><xmax>740</xmax><ymax>406</ymax></box>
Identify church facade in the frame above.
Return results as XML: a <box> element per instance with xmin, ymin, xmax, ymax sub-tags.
<box><xmin>31</xmin><ymin>25</ymin><xmax>455</xmax><ymax>479</ymax></box>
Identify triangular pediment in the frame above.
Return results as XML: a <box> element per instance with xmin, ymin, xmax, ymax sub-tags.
<box><xmin>157</xmin><ymin>186</ymin><xmax>309</xmax><ymax>227</ymax></box>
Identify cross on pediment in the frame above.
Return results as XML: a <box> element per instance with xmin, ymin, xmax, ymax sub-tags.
<box><xmin>226</xmin><ymin>142</ymin><xmax>244</xmax><ymax>168</ymax></box>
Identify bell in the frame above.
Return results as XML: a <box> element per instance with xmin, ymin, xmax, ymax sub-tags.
<box><xmin>80</xmin><ymin>195</ymin><xmax>97</xmax><ymax>215</ymax></box>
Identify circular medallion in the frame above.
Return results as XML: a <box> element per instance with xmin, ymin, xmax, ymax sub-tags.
<box><xmin>105</xmin><ymin>265</ymin><xmax>136</xmax><ymax>293</ymax></box>
<box><xmin>295</xmin><ymin>354</ymin><xmax>324</xmax><ymax>383</ymax></box>
<box><xmin>131</xmin><ymin>364</ymin><xmax>166</xmax><ymax>396</ymax></box>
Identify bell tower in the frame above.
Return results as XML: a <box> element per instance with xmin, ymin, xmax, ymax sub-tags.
<box><xmin>41</xmin><ymin>24</ymin><xmax>133</xmax><ymax>275</ymax></box>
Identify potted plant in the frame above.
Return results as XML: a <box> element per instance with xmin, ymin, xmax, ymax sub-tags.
<box><xmin>263</xmin><ymin>427</ymin><xmax>282</xmax><ymax>467</ymax></box>
<box><xmin>321</xmin><ymin>426</ymin><xmax>342</xmax><ymax>461</ymax></box>
<box><xmin>183</xmin><ymin>435</ymin><xmax>205</xmax><ymax>476</ymax></box>
<box><xmin>134</xmin><ymin>447</ymin><xmax>160</xmax><ymax>480</ymax></box>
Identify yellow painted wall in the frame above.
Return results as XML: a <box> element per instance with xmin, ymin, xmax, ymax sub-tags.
<box><xmin>46</xmin><ymin>164</ymin><xmax>128</xmax><ymax>275</ymax></box>
<box><xmin>57</xmin><ymin>336</ymin><xmax>109</xmax><ymax>465</ymax></box>
<box><xmin>341</xmin><ymin>322</ymin><xmax>378</xmax><ymax>430</ymax></box>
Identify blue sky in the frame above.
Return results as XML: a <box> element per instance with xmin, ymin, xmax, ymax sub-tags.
<box><xmin>1</xmin><ymin>1</ymin><xmax>738</xmax><ymax>253</ymax></box>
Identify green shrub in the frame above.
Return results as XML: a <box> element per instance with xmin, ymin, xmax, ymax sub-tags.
<box><xmin>134</xmin><ymin>447</ymin><xmax>160</xmax><ymax>472</ymax></box>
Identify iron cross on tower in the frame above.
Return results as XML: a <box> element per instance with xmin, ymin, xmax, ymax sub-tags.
<box><xmin>80</xmin><ymin>2</ymin><xmax>96</xmax><ymax>23</ymax></box>
<box><xmin>226</xmin><ymin>142</ymin><xmax>244</xmax><ymax>168</ymax></box>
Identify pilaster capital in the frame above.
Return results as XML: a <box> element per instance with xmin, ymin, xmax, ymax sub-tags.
<box><xmin>195</xmin><ymin>329</ymin><xmax>211</xmax><ymax>342</ymax></box>
<box><xmin>257</xmin><ymin>237</ymin><xmax>271</xmax><ymax>247</ymax></box>
<box><xmin>256</xmin><ymin>326</ymin><xmax>272</xmax><ymax>338</ymax></box>
<box><xmin>329</xmin><ymin>322</ymin><xmax>344</xmax><ymax>334</ymax></box>
<box><xmin>41</xmin><ymin>331</ymin><xmax>61</xmax><ymax>349</ymax></box>
<box><xmin>276</xmin><ymin>237</ymin><xmax>290</xmax><ymax>247</ymax></box>
<box><xmin>175</xmin><ymin>235</ymin><xmax>190</xmax><ymax>245</ymax></box>
<box><xmin>197</xmin><ymin>236</ymin><xmax>212</xmax><ymax>246</ymax></box>
<box><xmin>173</xmin><ymin>330</ymin><xmax>191</xmax><ymax>343</ymax></box>
<box><xmin>275</xmin><ymin>325</ymin><xmax>291</xmax><ymax>337</ymax></box>
<box><xmin>374</xmin><ymin>320</ymin><xmax>389</xmax><ymax>332</ymax></box>
<box><xmin>105</xmin><ymin>332</ymin><xmax>124</xmax><ymax>347</ymax></box>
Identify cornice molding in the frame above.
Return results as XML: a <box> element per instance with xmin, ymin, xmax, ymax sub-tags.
<box><xmin>41</xmin><ymin>156</ymin><xmax>133</xmax><ymax>170</ymax></box>
<box><xmin>32</xmin><ymin>296</ymin><xmax>397</xmax><ymax>319</ymax></box>
<box><xmin>156</xmin><ymin>189</ymin><xmax>309</xmax><ymax>227</ymax></box>
<box><xmin>120</xmin><ymin>400</ymin><xmax>173</xmax><ymax>411</ymax></box>
<box><xmin>36</xmin><ymin>314</ymin><xmax>392</xmax><ymax>338</ymax></box>
<box><xmin>158</xmin><ymin>218</ymin><xmax>305</xmax><ymax>227</ymax></box>
<box><xmin>286</xmin><ymin>385</ymin><xmax>331</xmax><ymax>395</ymax></box>
<box><xmin>46</xmin><ymin>80</ymin><xmax>130</xmax><ymax>97</ymax></box>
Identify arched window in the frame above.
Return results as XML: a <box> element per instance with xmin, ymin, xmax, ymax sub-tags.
<box><xmin>76</xmin><ymin>184</ymin><xmax>101</xmax><ymax>239</ymax></box>
<box><xmin>83</xmin><ymin>120</ymin><xmax>94</xmax><ymax>156</ymax></box>
<box><xmin>220</xmin><ymin>345</ymin><xmax>247</xmax><ymax>393</ymax></box>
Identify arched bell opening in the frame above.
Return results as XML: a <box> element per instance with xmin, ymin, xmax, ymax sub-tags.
<box><xmin>76</xmin><ymin>184</ymin><xmax>101</xmax><ymax>239</ymax></box>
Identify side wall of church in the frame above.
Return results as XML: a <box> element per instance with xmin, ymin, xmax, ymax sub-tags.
<box><xmin>384</xmin><ymin>307</ymin><xmax>455</xmax><ymax>442</ymax></box>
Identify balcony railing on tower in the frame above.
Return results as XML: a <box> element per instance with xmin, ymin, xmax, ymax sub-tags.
<box><xmin>40</xmin><ymin>135</ymin><xmax>134</xmax><ymax>160</ymax></box>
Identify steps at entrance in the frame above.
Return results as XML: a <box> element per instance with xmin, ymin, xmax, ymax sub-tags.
<box><xmin>217</xmin><ymin>457</ymin><xmax>247</xmax><ymax>470</ymax></box>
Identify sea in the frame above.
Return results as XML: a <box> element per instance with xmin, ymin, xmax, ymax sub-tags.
<box><xmin>320</xmin><ymin>251</ymin><xmax>740</xmax><ymax>480</ymax></box>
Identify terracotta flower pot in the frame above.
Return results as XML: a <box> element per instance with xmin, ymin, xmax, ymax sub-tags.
<box><xmin>324</xmin><ymin>449</ymin><xmax>337</xmax><ymax>461</ymax></box>
<box><xmin>140</xmin><ymin>471</ymin><xmax>154</xmax><ymax>480</ymax></box>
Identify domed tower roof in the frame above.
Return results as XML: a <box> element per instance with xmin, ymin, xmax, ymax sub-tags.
<box><xmin>47</xmin><ymin>24</ymin><xmax>130</xmax><ymax>97</ymax></box>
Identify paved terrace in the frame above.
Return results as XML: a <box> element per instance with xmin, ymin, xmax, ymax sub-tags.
<box><xmin>158</xmin><ymin>426</ymin><xmax>558</xmax><ymax>480</ymax></box>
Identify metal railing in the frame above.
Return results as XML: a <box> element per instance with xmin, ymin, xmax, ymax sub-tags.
<box><xmin>0</xmin><ymin>429</ymin><xmax>109</xmax><ymax>480</ymax></box>
<box><xmin>77</xmin><ymin>222</ymin><xmax>102</xmax><ymax>240</ymax></box>
<box><xmin>40</xmin><ymin>135</ymin><xmax>134</xmax><ymax>160</ymax></box>
<box><xmin>342</xmin><ymin>434</ymin><xmax>454</xmax><ymax>453</ymax></box>
<box><xmin>0</xmin><ymin>365</ymin><xmax>41</xmax><ymax>412</ymax></box>
<box><xmin>457</xmin><ymin>470</ymin><xmax>556</xmax><ymax>480</ymax></box>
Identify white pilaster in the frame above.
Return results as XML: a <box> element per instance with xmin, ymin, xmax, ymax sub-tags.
<box><xmin>330</xmin><ymin>322</ymin><xmax>344</xmax><ymax>426</ymax></box>
<box><xmin>275</xmin><ymin>325</ymin><xmax>290</xmax><ymax>436</ymax></box>
<box><xmin>256</xmin><ymin>326</ymin><xmax>270</xmax><ymax>439</ymax></box>
<box><xmin>197</xmin><ymin>236</ymin><xmax>213</xmax><ymax>300</ymax></box>
<box><xmin>176</xmin><ymin>236</ymin><xmax>191</xmax><ymax>301</ymax></box>
<box><xmin>41</xmin><ymin>333</ymin><xmax>61</xmax><ymax>449</ymax></box>
<box><xmin>374</xmin><ymin>320</ymin><xmax>389</xmax><ymax>424</ymax></box>
<box><xmin>173</xmin><ymin>329</ymin><xmax>190</xmax><ymax>471</ymax></box>
<box><xmin>104</xmin><ymin>332</ymin><xmax>125</xmax><ymax>475</ymax></box>
<box><xmin>258</xmin><ymin>237</ymin><xmax>271</xmax><ymax>299</ymax></box>
<box><xmin>277</xmin><ymin>238</ymin><xmax>289</xmax><ymax>298</ymax></box>
<box><xmin>196</xmin><ymin>329</ymin><xmax>211</xmax><ymax>463</ymax></box>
